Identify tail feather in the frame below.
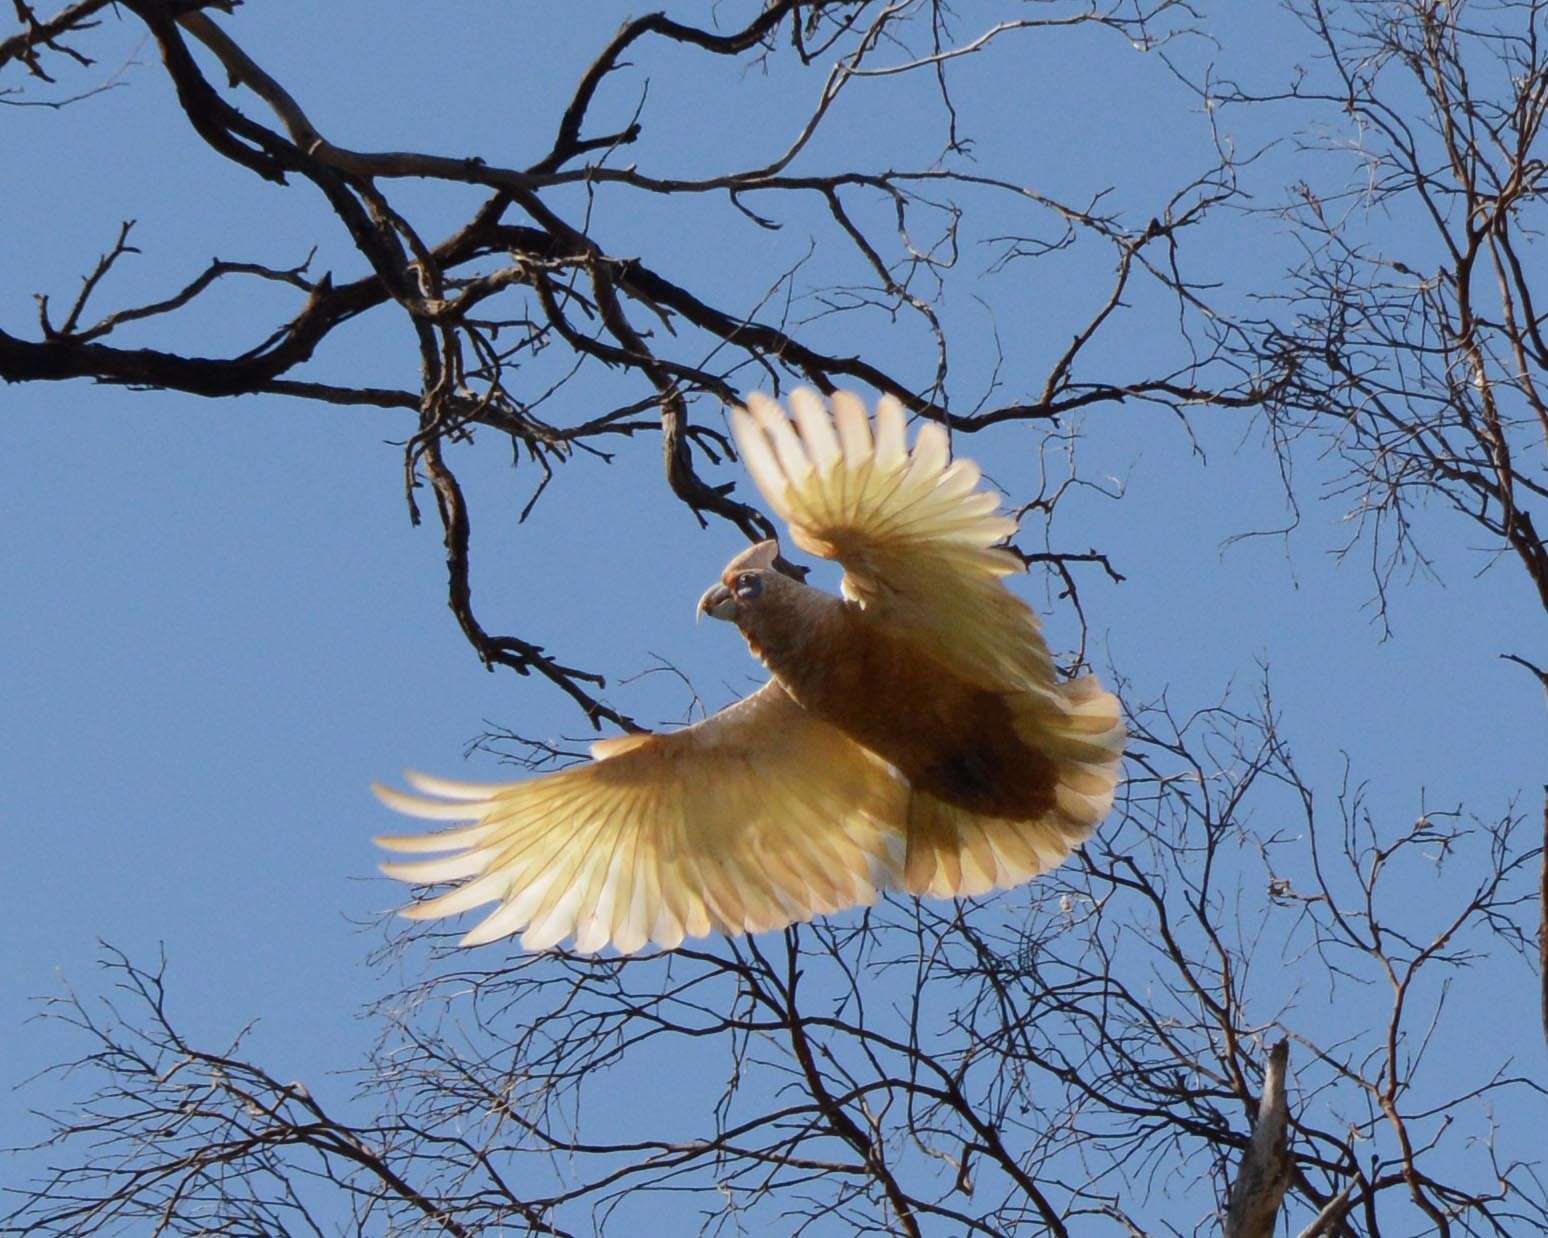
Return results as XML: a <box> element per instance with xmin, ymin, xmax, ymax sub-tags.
<box><xmin>903</xmin><ymin>674</ymin><xmax>1123</xmax><ymax>900</ymax></box>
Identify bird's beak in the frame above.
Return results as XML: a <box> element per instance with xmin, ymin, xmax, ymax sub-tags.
<box><xmin>697</xmin><ymin>581</ymin><xmax>737</xmax><ymax>623</ymax></box>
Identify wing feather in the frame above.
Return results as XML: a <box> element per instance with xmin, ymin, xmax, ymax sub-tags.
<box><xmin>732</xmin><ymin>388</ymin><xmax>1126</xmax><ymax>902</ymax></box>
<box><xmin>731</xmin><ymin>388</ymin><xmax>1056</xmax><ymax>694</ymax></box>
<box><xmin>375</xmin><ymin>681</ymin><xmax>907</xmax><ymax>954</ymax></box>
<box><xmin>402</xmin><ymin>771</ymin><xmax>510</xmax><ymax>800</ymax></box>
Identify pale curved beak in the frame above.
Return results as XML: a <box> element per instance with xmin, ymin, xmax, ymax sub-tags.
<box><xmin>697</xmin><ymin>581</ymin><xmax>736</xmax><ymax>623</ymax></box>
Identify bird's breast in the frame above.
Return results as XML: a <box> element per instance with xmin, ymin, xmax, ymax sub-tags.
<box><xmin>772</xmin><ymin>609</ymin><xmax>1057</xmax><ymax>821</ymax></box>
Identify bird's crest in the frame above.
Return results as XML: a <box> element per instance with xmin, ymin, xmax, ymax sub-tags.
<box><xmin>722</xmin><ymin>538</ymin><xmax>779</xmax><ymax>575</ymax></box>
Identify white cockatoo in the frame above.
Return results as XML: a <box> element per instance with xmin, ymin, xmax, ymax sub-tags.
<box><xmin>374</xmin><ymin>389</ymin><xmax>1124</xmax><ymax>953</ymax></box>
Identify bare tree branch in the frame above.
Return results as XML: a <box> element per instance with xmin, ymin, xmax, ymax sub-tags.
<box><xmin>2</xmin><ymin>0</ymin><xmax>1262</xmax><ymax>723</ymax></box>
<box><xmin>1225</xmin><ymin>1040</ymin><xmax>1293</xmax><ymax>1238</ymax></box>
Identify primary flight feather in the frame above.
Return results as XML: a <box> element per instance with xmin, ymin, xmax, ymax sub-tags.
<box><xmin>375</xmin><ymin>388</ymin><xmax>1125</xmax><ymax>953</ymax></box>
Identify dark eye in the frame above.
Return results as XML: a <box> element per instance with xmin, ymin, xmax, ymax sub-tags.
<box><xmin>734</xmin><ymin>572</ymin><xmax>762</xmax><ymax>599</ymax></box>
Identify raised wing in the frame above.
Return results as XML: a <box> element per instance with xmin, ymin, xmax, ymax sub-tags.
<box><xmin>374</xmin><ymin>682</ymin><xmax>906</xmax><ymax>954</ymax></box>
<box><xmin>731</xmin><ymin>388</ymin><xmax>1057</xmax><ymax>695</ymax></box>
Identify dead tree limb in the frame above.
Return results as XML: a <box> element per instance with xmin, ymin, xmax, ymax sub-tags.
<box><xmin>1225</xmin><ymin>1039</ymin><xmax>1292</xmax><ymax>1238</ymax></box>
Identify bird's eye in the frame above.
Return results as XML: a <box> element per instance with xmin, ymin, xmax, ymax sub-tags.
<box><xmin>734</xmin><ymin>572</ymin><xmax>762</xmax><ymax>599</ymax></box>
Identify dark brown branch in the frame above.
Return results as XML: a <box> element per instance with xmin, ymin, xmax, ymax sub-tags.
<box><xmin>0</xmin><ymin>0</ymin><xmax>112</xmax><ymax>79</ymax></box>
<box><xmin>417</xmin><ymin>428</ymin><xmax>637</xmax><ymax>732</ymax></box>
<box><xmin>534</xmin><ymin>1</ymin><xmax>806</xmax><ymax>174</ymax></box>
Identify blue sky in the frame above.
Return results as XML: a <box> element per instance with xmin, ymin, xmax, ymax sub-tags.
<box><xmin>4</xmin><ymin>2</ymin><xmax>1544</xmax><ymax>1230</ymax></box>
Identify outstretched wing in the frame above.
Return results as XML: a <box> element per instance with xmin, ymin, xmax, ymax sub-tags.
<box><xmin>731</xmin><ymin>388</ymin><xmax>1056</xmax><ymax>696</ymax></box>
<box><xmin>374</xmin><ymin>682</ymin><xmax>907</xmax><ymax>954</ymax></box>
<box><xmin>733</xmin><ymin>388</ymin><xmax>1125</xmax><ymax>900</ymax></box>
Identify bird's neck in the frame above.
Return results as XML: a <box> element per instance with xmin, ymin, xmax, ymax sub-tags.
<box><xmin>739</xmin><ymin>586</ymin><xmax>846</xmax><ymax>685</ymax></box>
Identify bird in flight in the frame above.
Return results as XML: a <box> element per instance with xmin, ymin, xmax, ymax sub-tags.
<box><xmin>374</xmin><ymin>389</ymin><xmax>1124</xmax><ymax>953</ymax></box>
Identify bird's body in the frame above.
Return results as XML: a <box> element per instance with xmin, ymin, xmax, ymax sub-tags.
<box><xmin>747</xmin><ymin>590</ymin><xmax>1057</xmax><ymax>822</ymax></box>
<box><xmin>375</xmin><ymin>389</ymin><xmax>1125</xmax><ymax>952</ymax></box>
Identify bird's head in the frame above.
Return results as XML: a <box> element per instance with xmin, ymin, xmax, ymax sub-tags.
<box><xmin>697</xmin><ymin>539</ymin><xmax>797</xmax><ymax>628</ymax></box>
